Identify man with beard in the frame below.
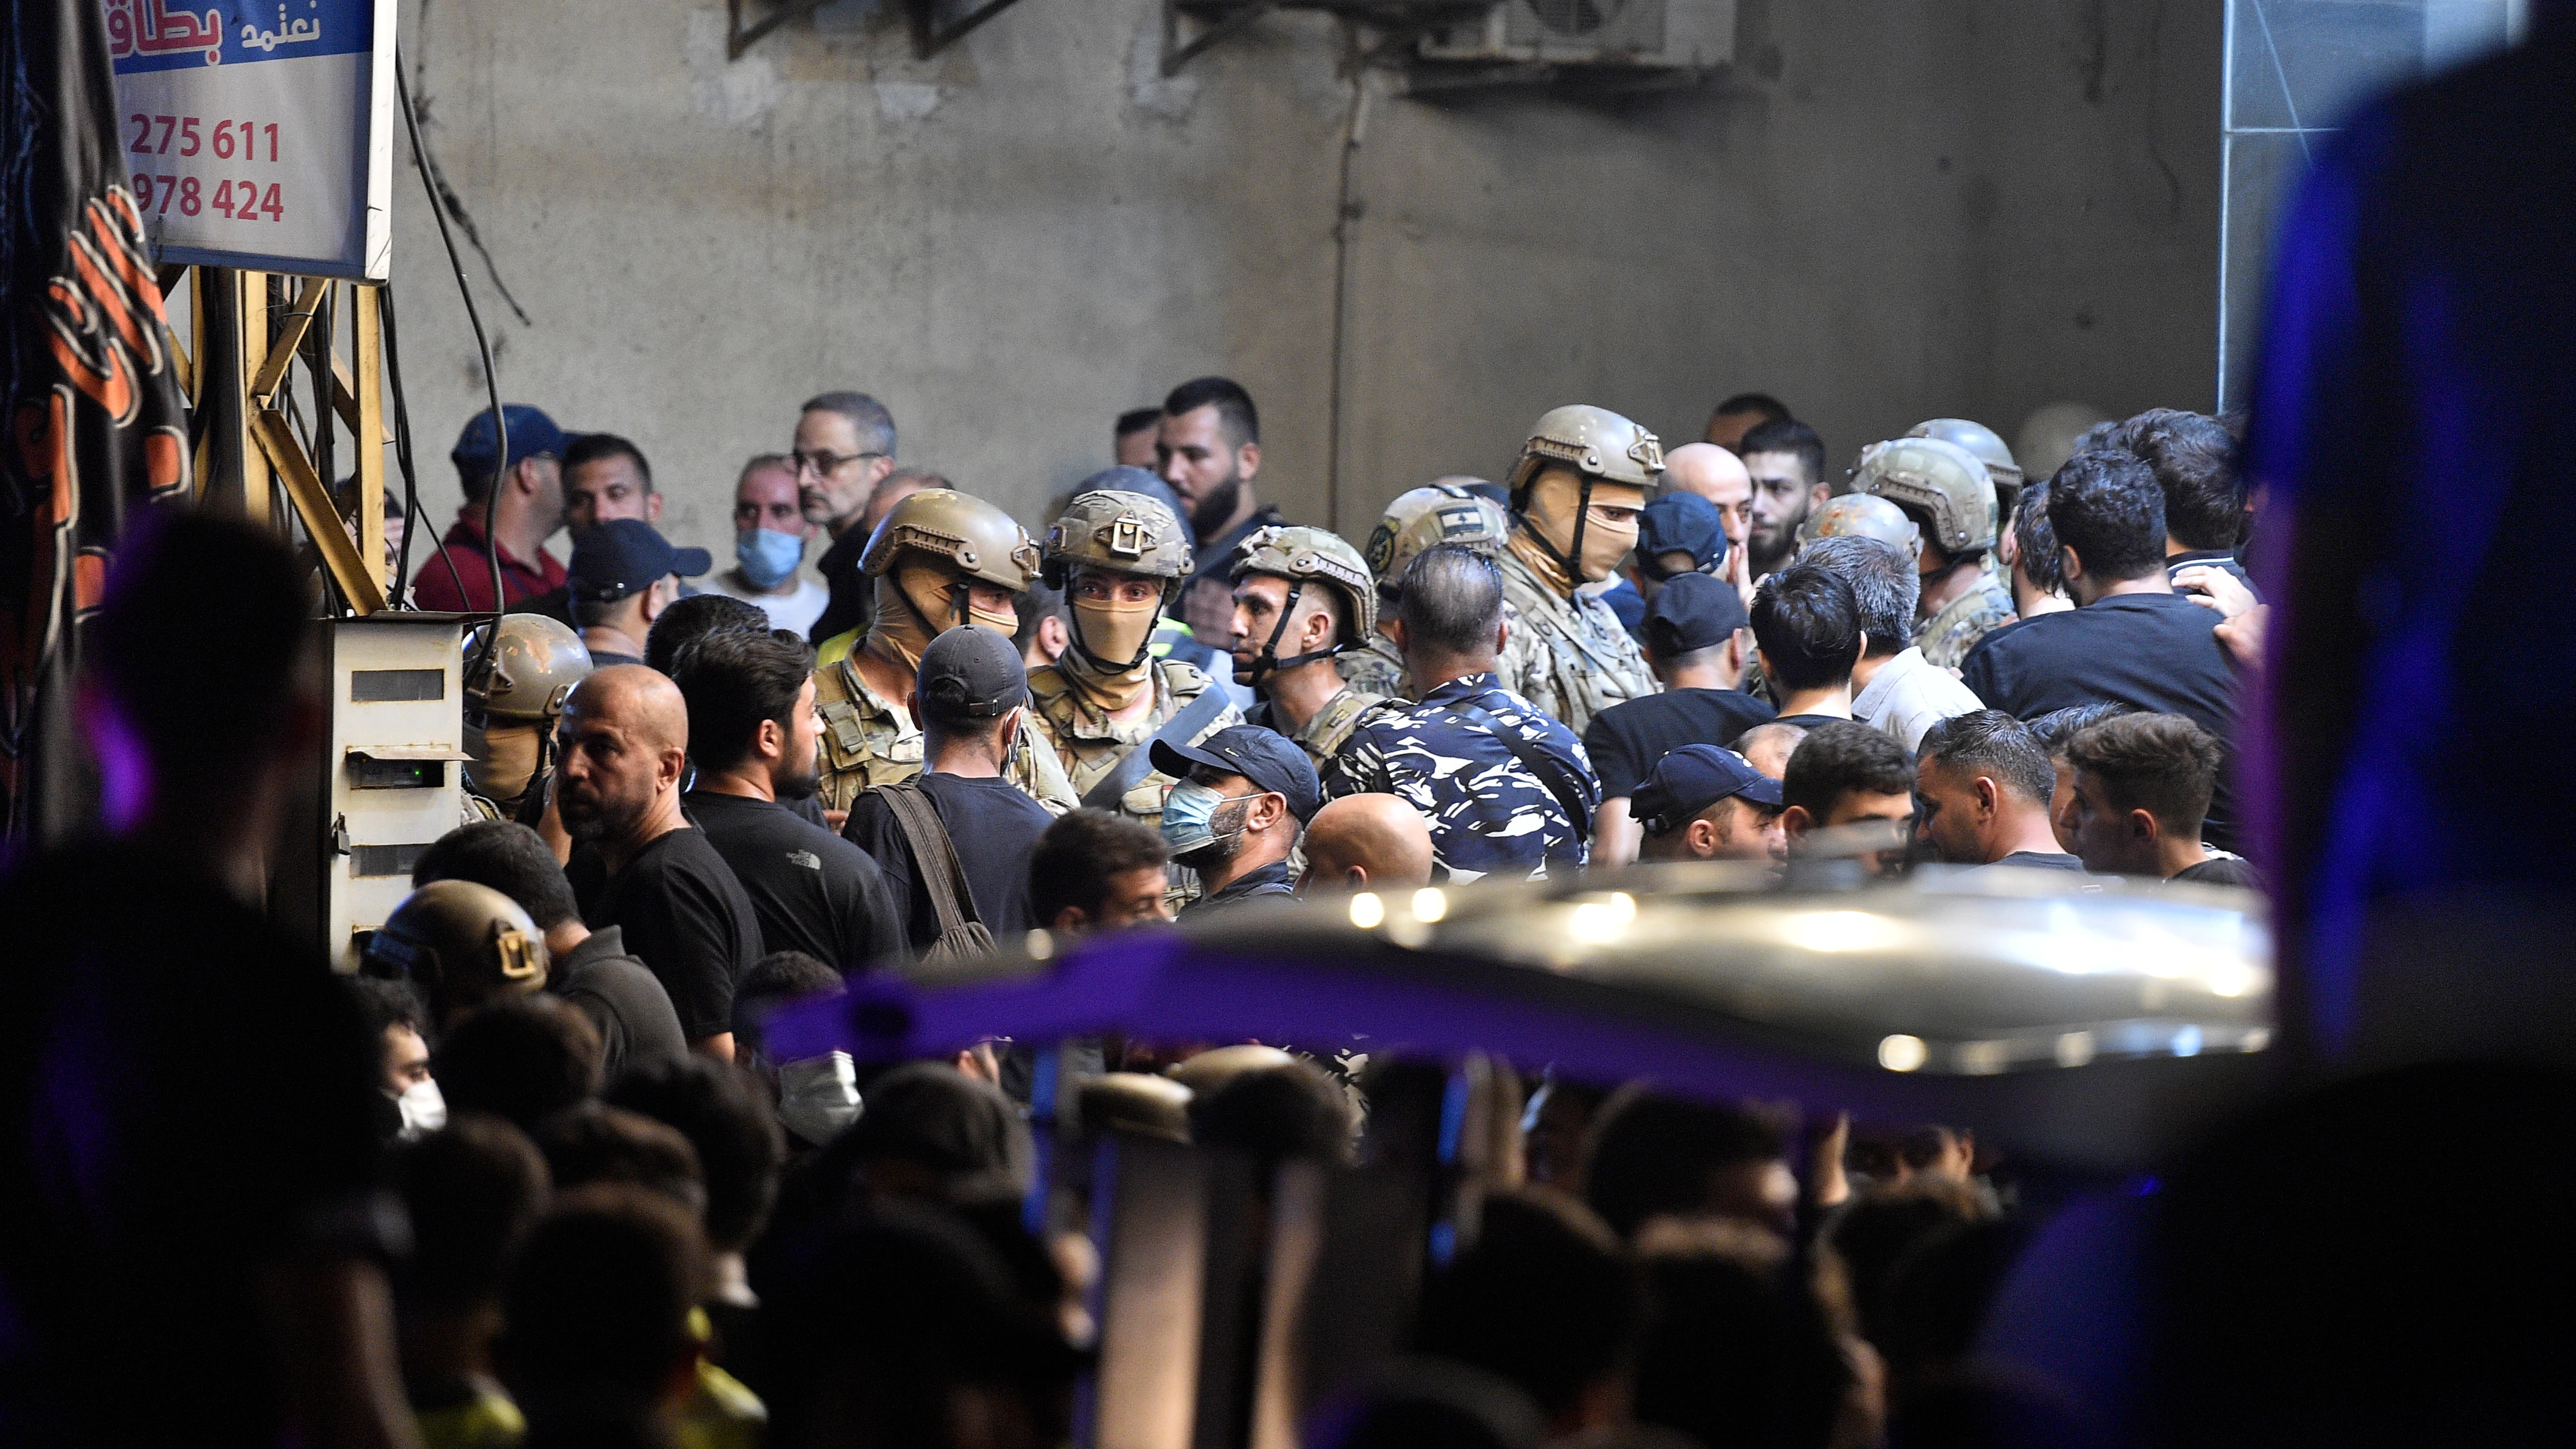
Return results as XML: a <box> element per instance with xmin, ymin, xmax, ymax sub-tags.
<box><xmin>1151</xmin><ymin>726</ymin><xmax>1321</xmax><ymax>916</ymax></box>
<box><xmin>673</xmin><ymin>631</ymin><xmax>907</xmax><ymax>974</ymax></box>
<box><xmin>1159</xmin><ymin>376</ymin><xmax>1286</xmax><ymax>645</ymax></box>
<box><xmin>1739</xmin><ymin>417</ymin><xmax>1830</xmax><ymax>583</ymax></box>
<box><xmin>809</xmin><ymin>489</ymin><xmax>1080</xmax><ymax>822</ymax></box>
<box><xmin>557</xmin><ymin>666</ymin><xmax>764</xmax><ymax>1060</ymax></box>
<box><xmin>1494</xmin><ymin>404</ymin><xmax>1668</xmax><ymax>737</ymax></box>
<box><xmin>1028</xmin><ymin>488</ymin><xmax>1242</xmax><ymax>843</ymax></box>
<box><xmin>1229</xmin><ymin>525</ymin><xmax>1385</xmax><ymax>768</ymax></box>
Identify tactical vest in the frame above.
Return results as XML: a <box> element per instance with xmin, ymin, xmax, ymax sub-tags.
<box><xmin>813</xmin><ymin>646</ymin><xmax>1080</xmax><ymax>815</ymax></box>
<box><xmin>1914</xmin><ymin>569</ymin><xmax>2018</xmax><ymax>673</ymax></box>
<box><xmin>1493</xmin><ymin>549</ymin><xmax>1661</xmax><ymax>737</ymax></box>
<box><xmin>1248</xmin><ymin>685</ymin><xmax>1386</xmax><ymax>769</ymax></box>
<box><xmin>1024</xmin><ymin>658</ymin><xmax>1241</xmax><ymax>830</ymax></box>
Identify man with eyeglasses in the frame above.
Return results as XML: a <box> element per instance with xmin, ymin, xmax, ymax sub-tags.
<box><xmin>792</xmin><ymin>390</ymin><xmax>900</xmax><ymax>650</ymax></box>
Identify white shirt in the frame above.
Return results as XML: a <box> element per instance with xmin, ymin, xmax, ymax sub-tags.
<box><xmin>1852</xmin><ymin>645</ymin><xmax>1985</xmax><ymax>750</ymax></box>
<box><xmin>693</xmin><ymin>570</ymin><xmax>829</xmax><ymax>639</ymax></box>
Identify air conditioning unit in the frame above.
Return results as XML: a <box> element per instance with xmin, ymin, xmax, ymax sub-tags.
<box><xmin>1415</xmin><ymin>0</ymin><xmax>1734</xmax><ymax>71</ymax></box>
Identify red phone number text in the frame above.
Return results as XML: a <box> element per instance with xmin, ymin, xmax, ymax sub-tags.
<box><xmin>134</xmin><ymin>172</ymin><xmax>286</xmax><ymax>222</ymax></box>
<box><xmin>128</xmin><ymin>113</ymin><xmax>281</xmax><ymax>163</ymax></box>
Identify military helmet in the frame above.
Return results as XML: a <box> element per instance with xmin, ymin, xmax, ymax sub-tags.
<box><xmin>1907</xmin><ymin>418</ymin><xmax>2024</xmax><ymax>491</ymax></box>
<box><xmin>1798</xmin><ymin>492</ymin><xmax>1922</xmax><ymax>553</ymax></box>
<box><xmin>1505</xmin><ymin>404</ymin><xmax>1666</xmax><ymax>499</ymax></box>
<box><xmin>465</xmin><ymin>613</ymin><xmax>592</xmax><ymax>722</ymax></box>
<box><xmin>364</xmin><ymin>879</ymin><xmax>548</xmax><ymax>1001</ymax></box>
<box><xmin>1230</xmin><ymin>525</ymin><xmax>1377</xmax><ymax>640</ymax></box>
<box><xmin>1853</xmin><ymin>436</ymin><xmax>1997</xmax><ymax>556</ymax></box>
<box><xmin>862</xmin><ymin>489</ymin><xmax>1043</xmax><ymax>593</ymax></box>
<box><xmin>1364</xmin><ymin>484</ymin><xmax>1510</xmax><ymax>583</ymax></box>
<box><xmin>1041</xmin><ymin>489</ymin><xmax>1194</xmax><ymax>590</ymax></box>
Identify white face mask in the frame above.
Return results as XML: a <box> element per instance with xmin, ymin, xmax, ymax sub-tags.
<box><xmin>777</xmin><ymin>1051</ymin><xmax>864</xmax><ymax>1148</ymax></box>
<box><xmin>396</xmin><ymin>1078</ymin><xmax>447</xmax><ymax>1139</ymax></box>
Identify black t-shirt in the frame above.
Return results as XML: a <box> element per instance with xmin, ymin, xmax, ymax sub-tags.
<box><xmin>843</xmin><ymin>773</ymin><xmax>1052</xmax><ymax>952</ymax></box>
<box><xmin>568</xmin><ymin>826</ymin><xmax>763</xmax><ymax>1041</ymax></box>
<box><xmin>2174</xmin><ymin>854</ymin><xmax>2264</xmax><ymax>890</ymax></box>
<box><xmin>1580</xmin><ymin>688</ymin><xmax>1778</xmax><ymax>800</ymax></box>
<box><xmin>1958</xmin><ymin>592</ymin><xmax>2241</xmax><ymax>846</ymax></box>
<box><xmin>588</xmin><ymin>648</ymin><xmax>645</xmax><ymax>670</ymax></box>
<box><xmin>550</xmin><ymin>926</ymin><xmax>692</xmax><ymax>1081</ymax></box>
<box><xmin>1764</xmin><ymin>711</ymin><xmax>1860</xmax><ymax>738</ymax></box>
<box><xmin>686</xmin><ymin>791</ymin><xmax>905</xmax><ymax>975</ymax></box>
<box><xmin>1181</xmin><ymin>857</ymin><xmax>1296</xmax><ymax>917</ymax></box>
<box><xmin>0</xmin><ymin>842</ymin><xmax>387</xmax><ymax>1448</ymax></box>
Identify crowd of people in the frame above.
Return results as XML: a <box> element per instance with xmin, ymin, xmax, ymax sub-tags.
<box><xmin>0</xmin><ymin>373</ymin><xmax>2271</xmax><ymax>1449</ymax></box>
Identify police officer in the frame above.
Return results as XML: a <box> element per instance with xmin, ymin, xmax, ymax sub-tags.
<box><xmin>1027</xmin><ymin>489</ymin><xmax>1241</xmax><ymax>834</ymax></box>
<box><xmin>463</xmin><ymin>613</ymin><xmax>593</xmax><ymax>824</ymax></box>
<box><xmin>1228</xmin><ymin>525</ymin><xmax>1385</xmax><ymax>767</ymax></box>
<box><xmin>1853</xmin><ymin>436</ymin><xmax>2020</xmax><ymax>671</ymax></box>
<box><xmin>363</xmin><ymin>879</ymin><xmax>550</xmax><ymax>1028</ymax></box>
<box><xmin>1907</xmin><ymin>416</ymin><xmax>2026</xmax><ymax>520</ymax></box>
<box><xmin>1496</xmin><ymin>405</ymin><xmax>1666</xmax><ymax>735</ymax></box>
<box><xmin>812</xmin><ymin>489</ymin><xmax>1079</xmax><ymax>816</ymax></box>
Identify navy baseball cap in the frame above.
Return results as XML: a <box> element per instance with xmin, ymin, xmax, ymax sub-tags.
<box><xmin>1151</xmin><ymin>724</ymin><xmax>1322</xmax><ymax>823</ymax></box>
<box><xmin>451</xmin><ymin>404</ymin><xmax>573</xmax><ymax>476</ymax></box>
<box><xmin>567</xmin><ymin>519</ymin><xmax>712</xmax><ymax>604</ymax></box>
<box><xmin>1631</xmin><ymin>743</ymin><xmax>1784</xmax><ymax>833</ymax></box>
<box><xmin>1642</xmin><ymin>572</ymin><xmax>1750</xmax><ymax>657</ymax></box>
<box><xmin>1637</xmin><ymin>491</ymin><xmax>1726</xmax><ymax>575</ymax></box>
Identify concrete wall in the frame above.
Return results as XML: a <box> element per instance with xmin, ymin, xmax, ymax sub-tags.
<box><xmin>384</xmin><ymin>0</ymin><xmax>2219</xmax><ymax>567</ymax></box>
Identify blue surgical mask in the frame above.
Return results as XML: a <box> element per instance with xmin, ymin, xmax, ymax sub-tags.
<box><xmin>1160</xmin><ymin>779</ymin><xmax>1257</xmax><ymax>857</ymax></box>
<box><xmin>736</xmin><ymin>527</ymin><xmax>805</xmax><ymax>589</ymax></box>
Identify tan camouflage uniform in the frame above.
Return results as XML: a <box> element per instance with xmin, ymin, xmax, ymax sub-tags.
<box><xmin>1495</xmin><ymin>544</ymin><xmax>1661</xmax><ymax>737</ymax></box>
<box><xmin>814</xmin><ymin>651</ymin><xmax>1082</xmax><ymax>815</ymax></box>
<box><xmin>1914</xmin><ymin>568</ymin><xmax>2017</xmax><ymax>673</ymax></box>
<box><xmin>1338</xmin><ymin>634</ymin><xmax>1407</xmax><ymax>699</ymax></box>
<box><xmin>1025</xmin><ymin>658</ymin><xmax>1240</xmax><ymax>830</ymax></box>
<box><xmin>1248</xmin><ymin>685</ymin><xmax>1386</xmax><ymax>770</ymax></box>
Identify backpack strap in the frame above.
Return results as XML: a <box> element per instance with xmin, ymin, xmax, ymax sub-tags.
<box><xmin>874</xmin><ymin>780</ymin><xmax>983</xmax><ymax>938</ymax></box>
<box><xmin>1437</xmin><ymin>699</ymin><xmax>1592</xmax><ymax>864</ymax></box>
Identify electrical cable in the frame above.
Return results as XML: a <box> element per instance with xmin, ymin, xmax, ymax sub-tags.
<box><xmin>379</xmin><ymin>280</ymin><xmax>466</xmax><ymax>611</ymax></box>
<box><xmin>396</xmin><ymin>50</ymin><xmax>507</xmax><ymax>679</ymax></box>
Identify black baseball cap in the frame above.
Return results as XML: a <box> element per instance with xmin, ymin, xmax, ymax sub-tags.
<box><xmin>918</xmin><ymin>625</ymin><xmax>1028</xmax><ymax>723</ymax></box>
<box><xmin>1631</xmin><ymin>743</ymin><xmax>1784</xmax><ymax>833</ymax></box>
<box><xmin>1151</xmin><ymin>725</ymin><xmax>1322</xmax><ymax>824</ymax></box>
<box><xmin>567</xmin><ymin>519</ymin><xmax>712</xmax><ymax>604</ymax></box>
<box><xmin>1642</xmin><ymin>571</ymin><xmax>1750</xmax><ymax>657</ymax></box>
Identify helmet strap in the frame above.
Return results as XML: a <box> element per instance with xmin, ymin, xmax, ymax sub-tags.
<box><xmin>1247</xmin><ymin>578</ymin><xmax>1347</xmax><ymax>686</ymax></box>
<box><xmin>1066</xmin><ymin>577</ymin><xmax>1172</xmax><ymax>676</ymax></box>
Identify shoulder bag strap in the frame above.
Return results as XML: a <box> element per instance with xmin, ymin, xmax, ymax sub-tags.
<box><xmin>1441</xmin><ymin>699</ymin><xmax>1593</xmax><ymax>848</ymax></box>
<box><xmin>1079</xmin><ymin>683</ymin><xmax>1233</xmax><ymax>812</ymax></box>
<box><xmin>875</xmin><ymin>781</ymin><xmax>982</xmax><ymax>935</ymax></box>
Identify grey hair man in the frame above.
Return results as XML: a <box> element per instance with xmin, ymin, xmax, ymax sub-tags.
<box><xmin>1802</xmin><ymin>535</ymin><xmax>1982</xmax><ymax>751</ymax></box>
<box><xmin>795</xmin><ymin>389</ymin><xmax>900</xmax><ymax>647</ymax></box>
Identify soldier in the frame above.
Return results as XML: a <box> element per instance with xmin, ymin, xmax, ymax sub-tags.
<box><xmin>1353</xmin><ymin>482</ymin><xmax>1499</xmax><ymax>699</ymax></box>
<box><xmin>1854</xmin><ymin>435</ymin><xmax>2019</xmax><ymax>672</ymax></box>
<box><xmin>363</xmin><ymin>879</ymin><xmax>550</xmax><ymax>1029</ymax></box>
<box><xmin>463</xmin><ymin>613</ymin><xmax>594</xmax><ymax>824</ymax></box>
<box><xmin>811</xmin><ymin>489</ymin><xmax>1079</xmax><ymax>817</ymax></box>
<box><xmin>1027</xmin><ymin>489</ymin><xmax>1242</xmax><ymax>834</ymax></box>
<box><xmin>1495</xmin><ymin>405</ymin><xmax>1666</xmax><ymax>735</ymax></box>
<box><xmin>1907</xmin><ymin>416</ymin><xmax>2025</xmax><ymax>521</ymax></box>
<box><xmin>1798</xmin><ymin>492</ymin><xmax>1922</xmax><ymax>556</ymax></box>
<box><xmin>1229</xmin><ymin>525</ymin><xmax>1385</xmax><ymax>767</ymax></box>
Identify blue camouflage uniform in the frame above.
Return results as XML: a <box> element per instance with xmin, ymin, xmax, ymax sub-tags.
<box><xmin>1323</xmin><ymin>673</ymin><xmax>1598</xmax><ymax>882</ymax></box>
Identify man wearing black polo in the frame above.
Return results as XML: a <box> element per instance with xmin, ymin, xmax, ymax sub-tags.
<box><xmin>1960</xmin><ymin>450</ymin><xmax>2240</xmax><ymax>846</ymax></box>
<box><xmin>1582</xmin><ymin>573</ymin><xmax>1774</xmax><ymax>865</ymax></box>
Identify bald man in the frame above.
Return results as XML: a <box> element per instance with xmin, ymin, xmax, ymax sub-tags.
<box><xmin>1297</xmin><ymin>793</ymin><xmax>1436</xmax><ymax>893</ymax></box>
<box><xmin>557</xmin><ymin>665</ymin><xmax>763</xmax><ymax>1060</ymax></box>
<box><xmin>1661</xmin><ymin>443</ymin><xmax>1755</xmax><ymax>601</ymax></box>
<box><xmin>1734</xmin><ymin>719</ymin><xmax>1808</xmax><ymax>781</ymax></box>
